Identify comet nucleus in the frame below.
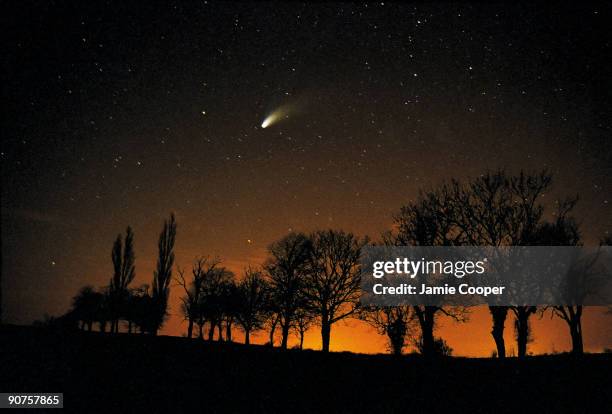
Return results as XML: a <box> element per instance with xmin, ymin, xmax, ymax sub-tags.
<box><xmin>261</xmin><ymin>113</ymin><xmax>277</xmax><ymax>128</ymax></box>
<box><xmin>261</xmin><ymin>106</ymin><xmax>290</xmax><ymax>129</ymax></box>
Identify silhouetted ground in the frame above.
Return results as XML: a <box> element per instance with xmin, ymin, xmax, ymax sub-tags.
<box><xmin>1</xmin><ymin>325</ymin><xmax>610</xmax><ymax>413</ymax></box>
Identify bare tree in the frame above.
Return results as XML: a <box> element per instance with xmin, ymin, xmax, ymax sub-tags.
<box><xmin>175</xmin><ymin>257</ymin><xmax>219</xmax><ymax>338</ymax></box>
<box><xmin>266</xmin><ymin>312</ymin><xmax>281</xmax><ymax>346</ymax></box>
<box><xmin>505</xmin><ymin>172</ymin><xmax>556</xmax><ymax>358</ymax></box>
<box><xmin>448</xmin><ymin>170</ymin><xmax>569</xmax><ymax>358</ymax></box>
<box><xmin>454</xmin><ymin>171</ymin><xmax>514</xmax><ymax>358</ymax></box>
<box><xmin>151</xmin><ymin>213</ymin><xmax>177</xmax><ymax>335</ymax></box>
<box><xmin>200</xmin><ymin>265</ymin><xmax>234</xmax><ymax>341</ymax></box>
<box><xmin>221</xmin><ymin>278</ymin><xmax>238</xmax><ymax>342</ymax></box>
<box><xmin>389</xmin><ymin>183</ymin><xmax>469</xmax><ymax>357</ymax></box>
<box><xmin>235</xmin><ymin>267</ymin><xmax>270</xmax><ymax>344</ymax></box>
<box><xmin>536</xmin><ymin>206</ymin><xmax>587</xmax><ymax>355</ymax></box>
<box><xmin>360</xmin><ymin>305</ymin><xmax>414</xmax><ymax>355</ymax></box>
<box><xmin>550</xmin><ymin>305</ymin><xmax>583</xmax><ymax>354</ymax></box>
<box><xmin>264</xmin><ymin>232</ymin><xmax>312</xmax><ymax>349</ymax></box>
<box><xmin>303</xmin><ymin>230</ymin><xmax>367</xmax><ymax>352</ymax></box>
<box><xmin>293</xmin><ymin>307</ymin><xmax>315</xmax><ymax>350</ymax></box>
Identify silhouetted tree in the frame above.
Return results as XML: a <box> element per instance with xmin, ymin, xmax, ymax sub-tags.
<box><xmin>389</xmin><ymin>184</ymin><xmax>468</xmax><ymax>357</ymax></box>
<box><xmin>124</xmin><ymin>285</ymin><xmax>148</xmax><ymax>333</ymax></box>
<box><xmin>72</xmin><ymin>286</ymin><xmax>105</xmax><ymax>331</ymax></box>
<box><xmin>511</xmin><ymin>306</ymin><xmax>536</xmax><ymax>358</ymax></box>
<box><xmin>221</xmin><ymin>278</ymin><xmax>238</xmax><ymax>342</ymax></box>
<box><xmin>266</xmin><ymin>312</ymin><xmax>281</xmax><ymax>346</ymax></box>
<box><xmin>293</xmin><ymin>307</ymin><xmax>315</xmax><ymax>350</ymax></box>
<box><xmin>454</xmin><ymin>171</ymin><xmax>550</xmax><ymax>357</ymax></box>
<box><xmin>506</xmin><ymin>172</ymin><xmax>557</xmax><ymax>358</ymax></box>
<box><xmin>128</xmin><ymin>285</ymin><xmax>155</xmax><ymax>334</ymax></box>
<box><xmin>452</xmin><ymin>171</ymin><xmax>514</xmax><ymax>358</ymax></box>
<box><xmin>535</xmin><ymin>204</ymin><xmax>587</xmax><ymax>355</ymax></box>
<box><xmin>200</xmin><ymin>265</ymin><xmax>234</xmax><ymax>341</ymax></box>
<box><xmin>150</xmin><ymin>213</ymin><xmax>177</xmax><ymax>335</ymax></box>
<box><xmin>109</xmin><ymin>226</ymin><xmax>136</xmax><ymax>333</ymax></box>
<box><xmin>264</xmin><ymin>232</ymin><xmax>312</xmax><ymax>349</ymax></box>
<box><xmin>412</xmin><ymin>305</ymin><xmax>466</xmax><ymax>357</ymax></box>
<box><xmin>235</xmin><ymin>268</ymin><xmax>270</xmax><ymax>344</ymax></box>
<box><xmin>360</xmin><ymin>305</ymin><xmax>414</xmax><ymax>355</ymax></box>
<box><xmin>418</xmin><ymin>170</ymin><xmax>573</xmax><ymax>358</ymax></box>
<box><xmin>98</xmin><ymin>287</ymin><xmax>111</xmax><ymax>332</ymax></box>
<box><xmin>175</xmin><ymin>257</ymin><xmax>219</xmax><ymax>338</ymax></box>
<box><xmin>488</xmin><ymin>307</ymin><xmax>509</xmax><ymax>358</ymax></box>
<box><xmin>303</xmin><ymin>229</ymin><xmax>367</xmax><ymax>352</ymax></box>
<box><xmin>550</xmin><ymin>304</ymin><xmax>583</xmax><ymax>355</ymax></box>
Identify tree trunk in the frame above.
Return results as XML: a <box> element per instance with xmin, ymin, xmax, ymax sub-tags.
<box><xmin>299</xmin><ymin>331</ymin><xmax>304</xmax><ymax>350</ymax></box>
<box><xmin>128</xmin><ymin>320</ymin><xmax>133</xmax><ymax>334</ymax></box>
<box><xmin>389</xmin><ymin>332</ymin><xmax>404</xmax><ymax>356</ymax></box>
<box><xmin>570</xmin><ymin>321</ymin><xmax>583</xmax><ymax>355</ymax></box>
<box><xmin>516</xmin><ymin>311</ymin><xmax>529</xmax><ymax>358</ymax></box>
<box><xmin>226</xmin><ymin>320</ymin><xmax>232</xmax><ymax>342</ymax></box>
<box><xmin>281</xmin><ymin>320</ymin><xmax>290</xmax><ymax>349</ymax></box>
<box><xmin>269</xmin><ymin>315</ymin><xmax>279</xmax><ymax>346</ymax></box>
<box><xmin>490</xmin><ymin>306</ymin><xmax>508</xmax><ymax>358</ymax></box>
<box><xmin>245</xmin><ymin>329</ymin><xmax>251</xmax><ymax>345</ymax></box>
<box><xmin>415</xmin><ymin>306</ymin><xmax>436</xmax><ymax>357</ymax></box>
<box><xmin>421</xmin><ymin>319</ymin><xmax>435</xmax><ymax>357</ymax></box>
<box><xmin>568</xmin><ymin>306</ymin><xmax>583</xmax><ymax>355</ymax></box>
<box><xmin>208</xmin><ymin>321</ymin><xmax>215</xmax><ymax>341</ymax></box>
<box><xmin>217</xmin><ymin>322</ymin><xmax>223</xmax><ymax>342</ymax></box>
<box><xmin>187</xmin><ymin>319</ymin><xmax>193</xmax><ymax>339</ymax></box>
<box><xmin>321</xmin><ymin>320</ymin><xmax>331</xmax><ymax>352</ymax></box>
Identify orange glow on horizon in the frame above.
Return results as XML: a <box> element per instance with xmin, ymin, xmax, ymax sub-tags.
<box><xmin>161</xmin><ymin>305</ymin><xmax>612</xmax><ymax>356</ymax></box>
<box><xmin>151</xmin><ymin>247</ymin><xmax>612</xmax><ymax>356</ymax></box>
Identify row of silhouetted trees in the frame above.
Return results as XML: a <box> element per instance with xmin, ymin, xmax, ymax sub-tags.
<box><xmin>70</xmin><ymin>214</ymin><xmax>176</xmax><ymax>335</ymax></box>
<box><xmin>174</xmin><ymin>230</ymin><xmax>366</xmax><ymax>352</ymax></box>
<box><xmin>363</xmin><ymin>170</ymin><xmax>610</xmax><ymax>357</ymax></box>
<box><xmin>65</xmin><ymin>170</ymin><xmax>610</xmax><ymax>357</ymax></box>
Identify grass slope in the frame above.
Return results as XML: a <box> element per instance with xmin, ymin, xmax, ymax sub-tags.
<box><xmin>1</xmin><ymin>325</ymin><xmax>610</xmax><ymax>413</ymax></box>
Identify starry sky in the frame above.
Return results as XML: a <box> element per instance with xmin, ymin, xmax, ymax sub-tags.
<box><xmin>2</xmin><ymin>2</ymin><xmax>612</xmax><ymax>355</ymax></box>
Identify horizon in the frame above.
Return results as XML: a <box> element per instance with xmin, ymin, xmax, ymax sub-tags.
<box><xmin>6</xmin><ymin>219</ymin><xmax>612</xmax><ymax>357</ymax></box>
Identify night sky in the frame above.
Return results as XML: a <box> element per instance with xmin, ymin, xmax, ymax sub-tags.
<box><xmin>3</xmin><ymin>2</ymin><xmax>612</xmax><ymax>355</ymax></box>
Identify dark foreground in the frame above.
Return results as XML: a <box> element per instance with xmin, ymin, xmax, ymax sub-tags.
<box><xmin>1</xmin><ymin>325</ymin><xmax>610</xmax><ymax>413</ymax></box>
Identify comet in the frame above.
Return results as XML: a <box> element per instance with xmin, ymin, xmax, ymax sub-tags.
<box><xmin>261</xmin><ymin>112</ymin><xmax>281</xmax><ymax>128</ymax></box>
<box><xmin>261</xmin><ymin>104</ymin><xmax>292</xmax><ymax>129</ymax></box>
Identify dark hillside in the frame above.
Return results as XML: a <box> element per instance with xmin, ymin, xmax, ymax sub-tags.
<box><xmin>1</xmin><ymin>325</ymin><xmax>610</xmax><ymax>413</ymax></box>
